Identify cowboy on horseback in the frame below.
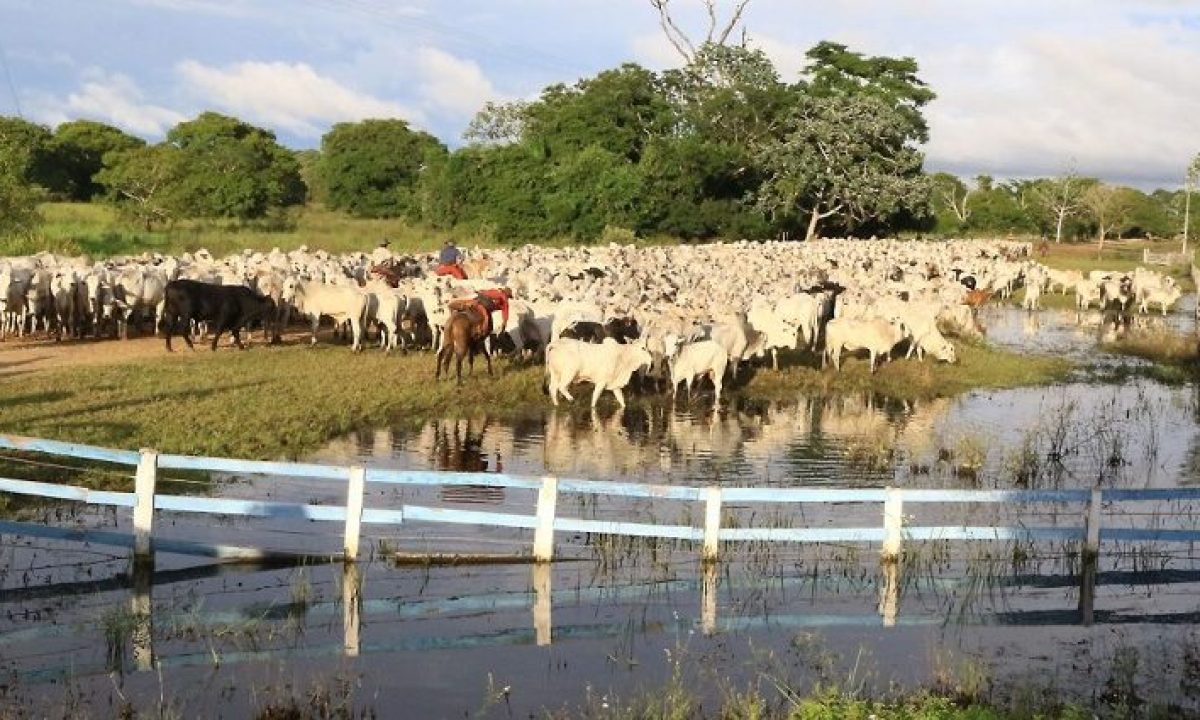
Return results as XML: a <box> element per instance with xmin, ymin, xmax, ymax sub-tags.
<box><xmin>434</xmin><ymin>240</ymin><xmax>467</xmax><ymax>280</ymax></box>
<box><xmin>447</xmin><ymin>286</ymin><xmax>512</xmax><ymax>339</ymax></box>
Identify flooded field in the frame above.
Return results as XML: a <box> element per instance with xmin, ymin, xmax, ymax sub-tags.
<box><xmin>3</xmin><ymin>304</ymin><xmax>1200</xmax><ymax>716</ymax></box>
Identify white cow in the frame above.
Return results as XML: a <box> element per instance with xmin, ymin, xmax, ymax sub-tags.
<box><xmin>292</xmin><ymin>281</ymin><xmax>368</xmax><ymax>351</ymax></box>
<box><xmin>667</xmin><ymin>338</ymin><xmax>728</xmax><ymax>405</ymax></box>
<box><xmin>823</xmin><ymin>317</ymin><xmax>906</xmax><ymax>373</ymax></box>
<box><xmin>545</xmin><ymin>337</ymin><xmax>652</xmax><ymax>408</ymax></box>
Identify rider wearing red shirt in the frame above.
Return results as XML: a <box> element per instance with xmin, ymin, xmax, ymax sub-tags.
<box><xmin>475</xmin><ymin>287</ymin><xmax>512</xmax><ymax>336</ymax></box>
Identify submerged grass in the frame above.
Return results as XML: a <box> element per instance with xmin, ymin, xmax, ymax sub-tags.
<box><xmin>0</xmin><ymin>338</ymin><xmax>1070</xmax><ymax>461</ymax></box>
<box><xmin>1104</xmin><ymin>328</ymin><xmax>1200</xmax><ymax>384</ymax></box>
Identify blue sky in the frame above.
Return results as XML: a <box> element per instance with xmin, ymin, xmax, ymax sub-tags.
<box><xmin>2</xmin><ymin>0</ymin><xmax>1198</xmax><ymax>188</ymax></box>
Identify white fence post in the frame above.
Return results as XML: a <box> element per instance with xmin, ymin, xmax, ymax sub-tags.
<box><xmin>133</xmin><ymin>449</ymin><xmax>158</xmax><ymax>565</ymax></box>
<box><xmin>533</xmin><ymin>476</ymin><xmax>558</xmax><ymax>562</ymax></box>
<box><xmin>703</xmin><ymin>487</ymin><xmax>722</xmax><ymax>563</ymax></box>
<box><xmin>344</xmin><ymin>466</ymin><xmax>366</xmax><ymax>562</ymax></box>
<box><xmin>882</xmin><ymin>487</ymin><xmax>904</xmax><ymax>562</ymax></box>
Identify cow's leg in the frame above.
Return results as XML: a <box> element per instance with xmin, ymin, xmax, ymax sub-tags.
<box><xmin>310</xmin><ymin>315</ymin><xmax>320</xmax><ymax>345</ymax></box>
<box><xmin>483</xmin><ymin>343</ymin><xmax>493</xmax><ymax>376</ymax></box>
<box><xmin>591</xmin><ymin>383</ymin><xmax>605</xmax><ymax>408</ymax></box>
<box><xmin>771</xmin><ymin>348</ymin><xmax>779</xmax><ymax>371</ymax></box>
<box><xmin>612</xmin><ymin>387</ymin><xmax>625</xmax><ymax>409</ymax></box>
<box><xmin>712</xmin><ymin>374</ymin><xmax>722</xmax><ymax>406</ymax></box>
<box><xmin>351</xmin><ymin>318</ymin><xmax>363</xmax><ymax>352</ymax></box>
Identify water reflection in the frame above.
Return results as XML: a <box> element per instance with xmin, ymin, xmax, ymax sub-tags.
<box><xmin>312</xmin><ymin>382</ymin><xmax>1199</xmax><ymax>491</ymax></box>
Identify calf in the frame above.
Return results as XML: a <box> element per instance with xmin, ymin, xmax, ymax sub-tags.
<box><xmin>161</xmin><ymin>279</ymin><xmax>275</xmax><ymax>351</ymax></box>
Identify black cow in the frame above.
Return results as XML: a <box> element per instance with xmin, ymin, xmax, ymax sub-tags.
<box><xmin>559</xmin><ymin>316</ymin><xmax>641</xmax><ymax>344</ymax></box>
<box><xmin>162</xmin><ymin>279</ymin><xmax>276</xmax><ymax>351</ymax></box>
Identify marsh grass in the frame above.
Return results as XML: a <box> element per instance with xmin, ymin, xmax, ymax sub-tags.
<box><xmin>1105</xmin><ymin>328</ymin><xmax>1199</xmax><ymax>367</ymax></box>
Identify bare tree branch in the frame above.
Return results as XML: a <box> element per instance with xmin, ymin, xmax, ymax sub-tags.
<box><xmin>711</xmin><ymin>0</ymin><xmax>750</xmax><ymax>46</ymax></box>
<box><xmin>649</xmin><ymin>0</ymin><xmax>750</xmax><ymax>62</ymax></box>
<box><xmin>649</xmin><ymin>0</ymin><xmax>697</xmax><ymax>62</ymax></box>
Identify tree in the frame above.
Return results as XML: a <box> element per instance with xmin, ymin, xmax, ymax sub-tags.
<box><xmin>51</xmin><ymin>119</ymin><xmax>145</xmax><ymax>201</ymax></box>
<box><xmin>317</xmin><ymin>119</ymin><xmax>445</xmax><ymax>218</ymax></box>
<box><xmin>1031</xmin><ymin>168</ymin><xmax>1088</xmax><ymax>243</ymax></box>
<box><xmin>1083</xmin><ymin>183</ymin><xmax>1137</xmax><ymax>251</ymax></box>
<box><xmin>542</xmin><ymin>145</ymin><xmax>643</xmax><ymax>240</ymax></box>
<box><xmin>166</xmin><ymin>112</ymin><xmax>305</xmax><ymax>219</ymax></box>
<box><xmin>0</xmin><ymin>116</ymin><xmax>65</xmax><ymax>194</ymax></box>
<box><xmin>930</xmin><ymin>172</ymin><xmax>972</xmax><ymax>228</ymax></box>
<box><xmin>802</xmin><ymin>41</ymin><xmax>936</xmax><ymax>143</ymax></box>
<box><xmin>0</xmin><ymin>155</ymin><xmax>42</xmax><ymax>241</ymax></box>
<box><xmin>463</xmin><ymin>101</ymin><xmax>529</xmax><ymax>146</ymax></box>
<box><xmin>755</xmin><ymin>94</ymin><xmax>929</xmax><ymax>240</ymax></box>
<box><xmin>648</xmin><ymin>0</ymin><xmax>750</xmax><ymax>64</ymax></box>
<box><xmin>1184</xmin><ymin>152</ymin><xmax>1200</xmax><ymax>253</ymax></box>
<box><xmin>95</xmin><ymin>144</ymin><xmax>182</xmax><ymax>230</ymax></box>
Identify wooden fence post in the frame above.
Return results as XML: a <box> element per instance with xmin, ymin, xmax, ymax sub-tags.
<box><xmin>344</xmin><ymin>466</ymin><xmax>366</xmax><ymax>562</ymax></box>
<box><xmin>703</xmin><ymin>487</ymin><xmax>722</xmax><ymax>563</ymax></box>
<box><xmin>882</xmin><ymin>487</ymin><xmax>903</xmax><ymax>563</ymax></box>
<box><xmin>533</xmin><ymin>476</ymin><xmax>558</xmax><ymax>562</ymax></box>
<box><xmin>133</xmin><ymin>449</ymin><xmax>158</xmax><ymax>565</ymax></box>
<box><xmin>1084</xmin><ymin>487</ymin><xmax>1102</xmax><ymax>559</ymax></box>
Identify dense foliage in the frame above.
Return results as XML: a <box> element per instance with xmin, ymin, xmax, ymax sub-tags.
<box><xmin>0</xmin><ymin>39</ymin><xmax>1194</xmax><ymax>244</ymax></box>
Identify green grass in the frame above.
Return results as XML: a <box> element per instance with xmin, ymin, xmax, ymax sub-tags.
<box><xmin>1036</xmin><ymin>239</ymin><xmax>1195</xmax><ymax>282</ymax></box>
<box><xmin>0</xmin><ymin>340</ymin><xmax>1072</xmax><ymax>461</ymax></box>
<box><xmin>11</xmin><ymin>202</ymin><xmax>678</xmax><ymax>259</ymax></box>
<box><xmin>744</xmin><ymin>342</ymin><xmax>1071</xmax><ymax>403</ymax></box>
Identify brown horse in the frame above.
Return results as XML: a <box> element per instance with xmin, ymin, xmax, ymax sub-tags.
<box><xmin>435</xmin><ymin>309</ymin><xmax>492</xmax><ymax>383</ymax></box>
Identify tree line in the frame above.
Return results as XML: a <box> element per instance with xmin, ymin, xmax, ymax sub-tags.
<box><xmin>0</xmin><ymin>40</ymin><xmax>1196</xmax><ymax>246</ymax></box>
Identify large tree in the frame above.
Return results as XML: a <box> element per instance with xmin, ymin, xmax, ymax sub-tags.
<box><xmin>95</xmin><ymin>144</ymin><xmax>182</xmax><ymax>230</ymax></box>
<box><xmin>930</xmin><ymin>172</ymin><xmax>972</xmax><ymax>231</ymax></box>
<box><xmin>165</xmin><ymin>112</ymin><xmax>305</xmax><ymax>219</ymax></box>
<box><xmin>51</xmin><ymin>120</ymin><xmax>145</xmax><ymax>201</ymax></box>
<box><xmin>1083</xmin><ymin>183</ymin><xmax>1137</xmax><ymax>250</ymax></box>
<box><xmin>1030</xmin><ymin>169</ymin><xmax>1089</xmax><ymax>243</ymax></box>
<box><xmin>802</xmin><ymin>41</ymin><xmax>935</xmax><ymax>143</ymax></box>
<box><xmin>0</xmin><ymin>116</ymin><xmax>65</xmax><ymax>194</ymax></box>
<box><xmin>755</xmin><ymin>94</ymin><xmax>929</xmax><ymax>240</ymax></box>
<box><xmin>317</xmin><ymin>119</ymin><xmax>445</xmax><ymax>218</ymax></box>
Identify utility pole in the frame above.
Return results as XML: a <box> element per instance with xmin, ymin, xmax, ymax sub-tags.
<box><xmin>1186</xmin><ymin>154</ymin><xmax>1200</xmax><ymax>257</ymax></box>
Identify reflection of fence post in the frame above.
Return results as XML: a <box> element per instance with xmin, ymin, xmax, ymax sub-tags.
<box><xmin>701</xmin><ymin>561</ymin><xmax>717</xmax><ymax>635</ymax></box>
<box><xmin>702</xmin><ymin>487</ymin><xmax>722</xmax><ymax>563</ymax></box>
<box><xmin>533</xmin><ymin>477</ymin><xmax>558</xmax><ymax>562</ymax></box>
<box><xmin>1080</xmin><ymin>487</ymin><xmax>1101</xmax><ymax>625</ymax></box>
<box><xmin>342</xmin><ymin>562</ymin><xmax>361</xmax><ymax>657</ymax></box>
<box><xmin>344</xmin><ymin>466</ymin><xmax>366</xmax><ymax>562</ymax></box>
<box><xmin>532</xmin><ymin>563</ymin><xmax>552</xmax><ymax>646</ymax></box>
<box><xmin>133</xmin><ymin>449</ymin><xmax>158</xmax><ymax>566</ymax></box>
<box><xmin>879</xmin><ymin>560</ymin><xmax>899</xmax><ymax>628</ymax></box>
<box><xmin>131</xmin><ymin>559</ymin><xmax>154</xmax><ymax>671</ymax></box>
<box><xmin>882</xmin><ymin>487</ymin><xmax>903</xmax><ymax>562</ymax></box>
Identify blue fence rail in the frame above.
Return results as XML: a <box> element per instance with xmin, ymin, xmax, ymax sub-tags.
<box><xmin>3</xmin><ymin>432</ymin><xmax>1200</xmax><ymax>564</ymax></box>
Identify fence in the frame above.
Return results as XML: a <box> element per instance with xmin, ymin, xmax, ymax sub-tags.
<box><xmin>4</xmin><ymin>432</ymin><xmax>1200</xmax><ymax>568</ymax></box>
<box><xmin>1143</xmin><ymin>247</ymin><xmax>1191</xmax><ymax>266</ymax></box>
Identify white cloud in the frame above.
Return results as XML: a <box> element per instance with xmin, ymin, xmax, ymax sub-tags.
<box><xmin>415</xmin><ymin>47</ymin><xmax>509</xmax><ymax>118</ymax></box>
<box><xmin>25</xmin><ymin>69</ymin><xmax>185</xmax><ymax>136</ymax></box>
<box><xmin>175</xmin><ymin>59</ymin><xmax>423</xmax><ymax>137</ymax></box>
<box><xmin>923</xmin><ymin>26</ymin><xmax>1200</xmax><ymax>187</ymax></box>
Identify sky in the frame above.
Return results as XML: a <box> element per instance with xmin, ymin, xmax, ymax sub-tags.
<box><xmin>1</xmin><ymin>0</ymin><xmax>1198</xmax><ymax>189</ymax></box>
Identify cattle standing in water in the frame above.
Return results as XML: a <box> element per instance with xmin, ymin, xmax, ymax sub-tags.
<box><xmin>161</xmin><ymin>279</ymin><xmax>275</xmax><ymax>352</ymax></box>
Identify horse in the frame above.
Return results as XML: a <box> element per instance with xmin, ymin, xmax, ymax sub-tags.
<box><xmin>435</xmin><ymin>308</ymin><xmax>492</xmax><ymax>383</ymax></box>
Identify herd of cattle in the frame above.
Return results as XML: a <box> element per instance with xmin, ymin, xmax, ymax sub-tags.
<box><xmin>0</xmin><ymin>239</ymin><xmax>1190</xmax><ymax>407</ymax></box>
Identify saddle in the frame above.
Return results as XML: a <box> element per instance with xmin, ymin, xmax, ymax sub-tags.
<box><xmin>447</xmin><ymin>297</ymin><xmax>491</xmax><ymax>339</ymax></box>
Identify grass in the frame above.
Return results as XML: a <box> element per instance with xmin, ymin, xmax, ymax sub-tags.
<box><xmin>1104</xmin><ymin>328</ymin><xmax>1200</xmax><ymax>383</ymax></box>
<box><xmin>8</xmin><ymin>202</ymin><xmax>679</xmax><ymax>259</ymax></box>
<box><xmin>1036</xmin><ymin>238</ymin><xmax>1195</xmax><ymax>282</ymax></box>
<box><xmin>0</xmin><ymin>338</ymin><xmax>1070</xmax><ymax>461</ymax></box>
<box><xmin>744</xmin><ymin>342</ymin><xmax>1071</xmax><ymax>403</ymax></box>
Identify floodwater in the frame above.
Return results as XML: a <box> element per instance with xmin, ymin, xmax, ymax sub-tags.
<box><xmin>4</xmin><ymin>304</ymin><xmax>1200</xmax><ymax>716</ymax></box>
